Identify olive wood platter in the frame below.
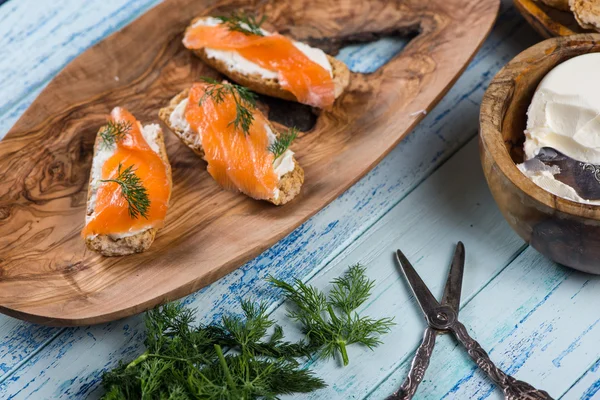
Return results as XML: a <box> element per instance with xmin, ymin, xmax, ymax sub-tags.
<box><xmin>0</xmin><ymin>0</ymin><xmax>499</xmax><ymax>326</ymax></box>
<box><xmin>514</xmin><ymin>0</ymin><xmax>595</xmax><ymax>38</ymax></box>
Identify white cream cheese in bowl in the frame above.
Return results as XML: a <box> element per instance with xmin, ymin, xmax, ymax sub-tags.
<box><xmin>518</xmin><ymin>53</ymin><xmax>600</xmax><ymax>204</ymax></box>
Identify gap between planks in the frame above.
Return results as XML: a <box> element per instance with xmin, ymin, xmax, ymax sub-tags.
<box><xmin>560</xmin><ymin>358</ymin><xmax>600</xmax><ymax>399</ymax></box>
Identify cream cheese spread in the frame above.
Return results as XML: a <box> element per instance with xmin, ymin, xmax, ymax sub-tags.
<box><xmin>265</xmin><ymin>124</ymin><xmax>295</xmax><ymax>179</ymax></box>
<box><xmin>169</xmin><ymin>98</ymin><xmax>193</xmax><ymax>137</ymax></box>
<box><xmin>519</xmin><ymin>53</ymin><xmax>600</xmax><ymax>204</ymax></box>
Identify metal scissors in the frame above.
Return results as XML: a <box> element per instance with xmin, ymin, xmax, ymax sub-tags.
<box><xmin>388</xmin><ymin>242</ymin><xmax>553</xmax><ymax>400</ymax></box>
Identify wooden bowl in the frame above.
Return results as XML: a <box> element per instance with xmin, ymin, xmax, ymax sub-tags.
<box><xmin>514</xmin><ymin>0</ymin><xmax>594</xmax><ymax>38</ymax></box>
<box><xmin>480</xmin><ymin>34</ymin><xmax>600</xmax><ymax>274</ymax></box>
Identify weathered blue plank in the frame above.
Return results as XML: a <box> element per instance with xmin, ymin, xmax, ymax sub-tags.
<box><xmin>0</xmin><ymin>0</ymin><xmax>161</xmax><ymax>138</ymax></box>
<box><xmin>562</xmin><ymin>360</ymin><xmax>600</xmax><ymax>400</ymax></box>
<box><xmin>0</xmin><ymin>320</ymin><xmax>59</xmax><ymax>377</ymax></box>
<box><xmin>337</xmin><ymin>37</ymin><xmax>411</xmax><ymax>74</ymax></box>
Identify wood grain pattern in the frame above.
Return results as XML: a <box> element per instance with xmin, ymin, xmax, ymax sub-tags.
<box><xmin>480</xmin><ymin>34</ymin><xmax>600</xmax><ymax>274</ymax></box>
<box><xmin>513</xmin><ymin>0</ymin><xmax>593</xmax><ymax>38</ymax></box>
<box><xmin>0</xmin><ymin>0</ymin><xmax>499</xmax><ymax>326</ymax></box>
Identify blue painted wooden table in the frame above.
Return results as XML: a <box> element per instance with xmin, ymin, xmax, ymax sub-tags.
<box><xmin>1</xmin><ymin>0</ymin><xmax>600</xmax><ymax>399</ymax></box>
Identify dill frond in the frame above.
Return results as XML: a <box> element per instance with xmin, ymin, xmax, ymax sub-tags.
<box><xmin>269</xmin><ymin>264</ymin><xmax>395</xmax><ymax>366</ymax></box>
<box><xmin>101</xmin><ymin>300</ymin><xmax>325</xmax><ymax>399</ymax></box>
<box><xmin>269</xmin><ymin>127</ymin><xmax>298</xmax><ymax>160</ymax></box>
<box><xmin>100</xmin><ymin>121</ymin><xmax>132</xmax><ymax>148</ymax></box>
<box><xmin>100</xmin><ymin>163</ymin><xmax>150</xmax><ymax>220</ymax></box>
<box><xmin>199</xmin><ymin>77</ymin><xmax>258</xmax><ymax>135</ymax></box>
<box><xmin>216</xmin><ymin>11</ymin><xmax>266</xmax><ymax>36</ymax></box>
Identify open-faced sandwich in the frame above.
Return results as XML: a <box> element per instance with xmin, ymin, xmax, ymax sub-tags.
<box><xmin>82</xmin><ymin>107</ymin><xmax>172</xmax><ymax>256</ymax></box>
<box><xmin>159</xmin><ymin>79</ymin><xmax>304</xmax><ymax>205</ymax></box>
<box><xmin>182</xmin><ymin>13</ymin><xmax>350</xmax><ymax>108</ymax></box>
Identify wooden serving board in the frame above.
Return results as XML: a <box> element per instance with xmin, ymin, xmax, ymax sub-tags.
<box><xmin>0</xmin><ymin>0</ymin><xmax>499</xmax><ymax>326</ymax></box>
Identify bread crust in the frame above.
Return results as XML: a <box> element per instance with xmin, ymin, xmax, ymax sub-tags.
<box><xmin>158</xmin><ymin>88</ymin><xmax>204</xmax><ymax>159</ymax></box>
<box><xmin>569</xmin><ymin>0</ymin><xmax>600</xmax><ymax>31</ymax></box>
<box><xmin>272</xmin><ymin>159</ymin><xmax>304</xmax><ymax>205</ymax></box>
<box><xmin>186</xmin><ymin>17</ymin><xmax>350</xmax><ymax>105</ymax></box>
<box><xmin>159</xmin><ymin>90</ymin><xmax>304</xmax><ymax>205</ymax></box>
<box><xmin>84</xmin><ymin>124</ymin><xmax>172</xmax><ymax>256</ymax></box>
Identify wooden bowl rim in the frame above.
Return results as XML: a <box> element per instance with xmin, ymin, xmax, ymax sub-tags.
<box><xmin>480</xmin><ymin>33</ymin><xmax>600</xmax><ymax>219</ymax></box>
<box><xmin>513</xmin><ymin>0</ymin><xmax>579</xmax><ymax>37</ymax></box>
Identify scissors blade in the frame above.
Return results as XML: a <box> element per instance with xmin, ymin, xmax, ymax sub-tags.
<box><xmin>441</xmin><ymin>242</ymin><xmax>465</xmax><ymax>312</ymax></box>
<box><xmin>396</xmin><ymin>249</ymin><xmax>440</xmax><ymax>318</ymax></box>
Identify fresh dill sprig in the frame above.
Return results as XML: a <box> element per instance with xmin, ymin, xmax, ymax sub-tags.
<box><xmin>216</xmin><ymin>11</ymin><xmax>266</xmax><ymax>36</ymax></box>
<box><xmin>269</xmin><ymin>264</ymin><xmax>395</xmax><ymax>366</ymax></box>
<box><xmin>101</xmin><ymin>301</ymin><xmax>325</xmax><ymax>400</ymax></box>
<box><xmin>199</xmin><ymin>77</ymin><xmax>258</xmax><ymax>135</ymax></box>
<box><xmin>269</xmin><ymin>127</ymin><xmax>298</xmax><ymax>160</ymax></box>
<box><xmin>100</xmin><ymin>121</ymin><xmax>132</xmax><ymax>148</ymax></box>
<box><xmin>100</xmin><ymin>163</ymin><xmax>150</xmax><ymax>220</ymax></box>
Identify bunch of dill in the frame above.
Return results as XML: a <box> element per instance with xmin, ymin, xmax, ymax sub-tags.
<box><xmin>102</xmin><ymin>301</ymin><xmax>324</xmax><ymax>399</ymax></box>
<box><xmin>102</xmin><ymin>266</ymin><xmax>394</xmax><ymax>399</ymax></box>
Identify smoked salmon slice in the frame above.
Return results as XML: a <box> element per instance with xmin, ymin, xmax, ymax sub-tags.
<box><xmin>184</xmin><ymin>81</ymin><xmax>280</xmax><ymax>200</ymax></box>
<box><xmin>183</xmin><ymin>20</ymin><xmax>335</xmax><ymax>108</ymax></box>
<box><xmin>82</xmin><ymin>107</ymin><xmax>171</xmax><ymax>238</ymax></box>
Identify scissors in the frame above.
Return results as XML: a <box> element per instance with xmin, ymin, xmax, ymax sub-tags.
<box><xmin>388</xmin><ymin>242</ymin><xmax>553</xmax><ymax>400</ymax></box>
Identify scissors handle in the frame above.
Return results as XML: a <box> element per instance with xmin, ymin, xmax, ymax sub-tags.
<box><xmin>451</xmin><ymin>321</ymin><xmax>554</xmax><ymax>400</ymax></box>
<box><xmin>387</xmin><ymin>327</ymin><xmax>437</xmax><ymax>400</ymax></box>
